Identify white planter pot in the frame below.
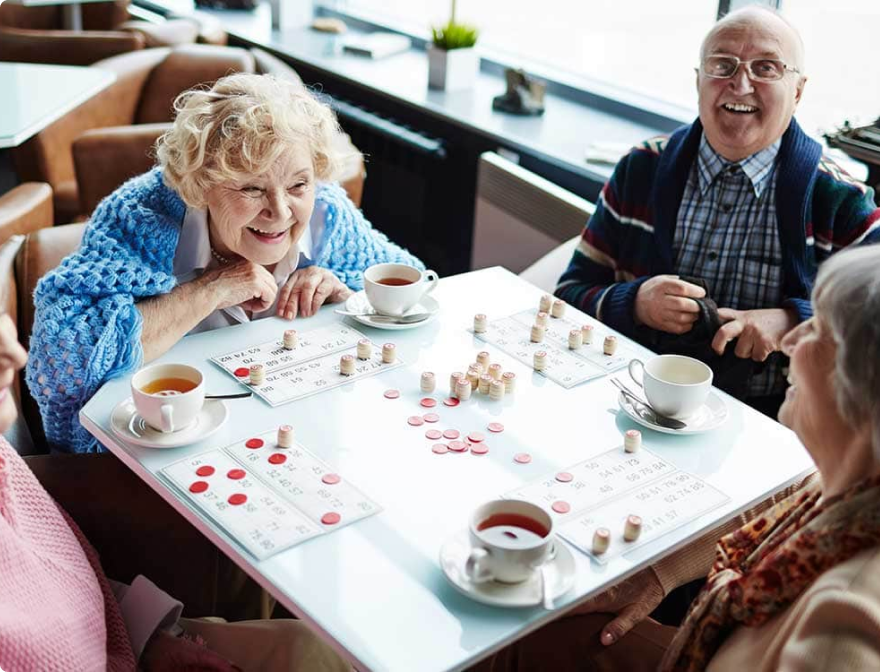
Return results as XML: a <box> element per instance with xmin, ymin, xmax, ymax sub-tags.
<box><xmin>427</xmin><ymin>45</ymin><xmax>479</xmax><ymax>91</ymax></box>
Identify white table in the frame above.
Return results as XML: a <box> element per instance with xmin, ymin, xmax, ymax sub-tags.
<box><xmin>0</xmin><ymin>62</ymin><xmax>115</xmax><ymax>149</ymax></box>
<box><xmin>80</xmin><ymin>267</ymin><xmax>814</xmax><ymax>672</ymax></box>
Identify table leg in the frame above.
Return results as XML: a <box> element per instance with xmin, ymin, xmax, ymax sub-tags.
<box><xmin>62</xmin><ymin>2</ymin><xmax>83</xmax><ymax>31</ymax></box>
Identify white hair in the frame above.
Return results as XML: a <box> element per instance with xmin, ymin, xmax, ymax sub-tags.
<box><xmin>813</xmin><ymin>245</ymin><xmax>880</xmax><ymax>456</ymax></box>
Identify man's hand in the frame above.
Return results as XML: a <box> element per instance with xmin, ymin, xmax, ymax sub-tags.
<box><xmin>568</xmin><ymin>568</ymin><xmax>665</xmax><ymax>646</ymax></box>
<box><xmin>711</xmin><ymin>307</ymin><xmax>798</xmax><ymax>361</ymax></box>
<box><xmin>276</xmin><ymin>267</ymin><xmax>352</xmax><ymax>319</ymax></box>
<box><xmin>634</xmin><ymin>275</ymin><xmax>706</xmax><ymax>334</ymax></box>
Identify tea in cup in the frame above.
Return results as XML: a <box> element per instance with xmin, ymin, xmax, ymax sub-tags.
<box><xmin>363</xmin><ymin>263</ymin><xmax>439</xmax><ymax>316</ymax></box>
<box><xmin>465</xmin><ymin>499</ymin><xmax>555</xmax><ymax>584</ymax></box>
<box><xmin>131</xmin><ymin>364</ymin><xmax>205</xmax><ymax>433</ymax></box>
<box><xmin>628</xmin><ymin>354</ymin><xmax>712</xmax><ymax>419</ymax></box>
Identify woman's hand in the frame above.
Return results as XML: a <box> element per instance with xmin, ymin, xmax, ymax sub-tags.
<box><xmin>569</xmin><ymin>567</ymin><xmax>665</xmax><ymax>645</ymax></box>
<box><xmin>200</xmin><ymin>260</ymin><xmax>278</xmax><ymax>313</ymax></box>
<box><xmin>276</xmin><ymin>267</ymin><xmax>352</xmax><ymax>319</ymax></box>
<box><xmin>141</xmin><ymin>629</ymin><xmax>241</xmax><ymax>672</ymax></box>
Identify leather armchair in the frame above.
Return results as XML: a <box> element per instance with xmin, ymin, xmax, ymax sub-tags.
<box><xmin>0</xmin><ymin>0</ymin><xmax>226</xmax><ymax>67</ymax></box>
<box><xmin>15</xmin><ymin>45</ymin><xmax>366</xmax><ymax>223</ymax></box>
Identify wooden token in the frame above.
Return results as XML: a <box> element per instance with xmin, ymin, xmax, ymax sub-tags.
<box><xmin>624</xmin><ymin>514</ymin><xmax>643</xmax><ymax>541</ymax></box>
<box><xmin>539</xmin><ymin>294</ymin><xmax>553</xmax><ymax>313</ymax></box>
<box><xmin>551</xmin><ymin>299</ymin><xmax>566</xmax><ymax>318</ymax></box>
<box><xmin>473</xmin><ymin>313</ymin><xmax>488</xmax><ymax>333</ymax></box>
<box><xmin>592</xmin><ymin>528</ymin><xmax>611</xmax><ymax>554</ymax></box>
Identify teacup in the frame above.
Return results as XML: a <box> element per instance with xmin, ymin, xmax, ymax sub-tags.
<box><xmin>628</xmin><ymin>354</ymin><xmax>712</xmax><ymax>420</ymax></box>
<box><xmin>131</xmin><ymin>364</ymin><xmax>205</xmax><ymax>433</ymax></box>
<box><xmin>363</xmin><ymin>263</ymin><xmax>439</xmax><ymax>316</ymax></box>
<box><xmin>464</xmin><ymin>499</ymin><xmax>555</xmax><ymax>584</ymax></box>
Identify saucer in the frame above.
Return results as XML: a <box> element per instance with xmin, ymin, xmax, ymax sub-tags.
<box><xmin>110</xmin><ymin>398</ymin><xmax>228</xmax><ymax>448</ymax></box>
<box><xmin>439</xmin><ymin>530</ymin><xmax>576</xmax><ymax>608</ymax></box>
<box><xmin>618</xmin><ymin>390</ymin><xmax>728</xmax><ymax>435</ymax></box>
<box><xmin>342</xmin><ymin>291</ymin><xmax>439</xmax><ymax>330</ymax></box>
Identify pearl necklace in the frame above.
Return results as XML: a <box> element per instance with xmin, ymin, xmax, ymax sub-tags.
<box><xmin>210</xmin><ymin>246</ymin><xmax>231</xmax><ymax>265</ymax></box>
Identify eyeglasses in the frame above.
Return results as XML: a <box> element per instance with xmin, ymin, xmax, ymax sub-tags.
<box><xmin>701</xmin><ymin>55</ymin><xmax>800</xmax><ymax>82</ymax></box>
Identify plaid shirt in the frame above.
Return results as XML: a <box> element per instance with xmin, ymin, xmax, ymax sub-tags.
<box><xmin>674</xmin><ymin>134</ymin><xmax>783</xmax><ymax>397</ymax></box>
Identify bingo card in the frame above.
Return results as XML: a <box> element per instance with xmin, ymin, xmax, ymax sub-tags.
<box><xmin>473</xmin><ymin>309</ymin><xmax>638</xmax><ymax>388</ymax></box>
<box><xmin>211</xmin><ymin>324</ymin><xmax>403</xmax><ymax>406</ymax></box>
<box><xmin>506</xmin><ymin>446</ymin><xmax>729</xmax><ymax>562</ymax></box>
<box><xmin>162</xmin><ymin>432</ymin><xmax>381</xmax><ymax>560</ymax></box>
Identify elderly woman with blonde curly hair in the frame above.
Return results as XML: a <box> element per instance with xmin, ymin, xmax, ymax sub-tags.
<box><xmin>28</xmin><ymin>73</ymin><xmax>423</xmax><ymax>453</ymax></box>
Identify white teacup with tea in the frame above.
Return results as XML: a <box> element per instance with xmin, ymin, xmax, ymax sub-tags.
<box><xmin>363</xmin><ymin>263</ymin><xmax>439</xmax><ymax>316</ymax></box>
<box><xmin>464</xmin><ymin>499</ymin><xmax>555</xmax><ymax>584</ymax></box>
<box><xmin>628</xmin><ymin>354</ymin><xmax>713</xmax><ymax>420</ymax></box>
<box><xmin>131</xmin><ymin>363</ymin><xmax>205</xmax><ymax>433</ymax></box>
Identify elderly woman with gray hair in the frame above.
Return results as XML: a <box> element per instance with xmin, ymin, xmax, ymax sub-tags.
<box><xmin>28</xmin><ymin>73</ymin><xmax>422</xmax><ymax>453</ymax></box>
<box><xmin>473</xmin><ymin>244</ymin><xmax>880</xmax><ymax>671</ymax></box>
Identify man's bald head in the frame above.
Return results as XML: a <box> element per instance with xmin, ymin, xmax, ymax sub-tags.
<box><xmin>701</xmin><ymin>6</ymin><xmax>805</xmax><ymax>74</ymax></box>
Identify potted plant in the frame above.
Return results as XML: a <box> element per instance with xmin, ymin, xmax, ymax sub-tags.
<box><xmin>427</xmin><ymin>0</ymin><xmax>479</xmax><ymax>91</ymax></box>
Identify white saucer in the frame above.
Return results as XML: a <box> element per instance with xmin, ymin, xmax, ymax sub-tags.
<box><xmin>439</xmin><ymin>530</ymin><xmax>576</xmax><ymax>608</ymax></box>
<box><xmin>342</xmin><ymin>291</ymin><xmax>439</xmax><ymax>330</ymax></box>
<box><xmin>110</xmin><ymin>398</ymin><xmax>228</xmax><ymax>448</ymax></box>
<box><xmin>618</xmin><ymin>390</ymin><xmax>728</xmax><ymax>435</ymax></box>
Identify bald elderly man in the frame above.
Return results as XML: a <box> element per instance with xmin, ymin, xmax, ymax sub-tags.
<box><xmin>556</xmin><ymin>6</ymin><xmax>880</xmax><ymax>417</ymax></box>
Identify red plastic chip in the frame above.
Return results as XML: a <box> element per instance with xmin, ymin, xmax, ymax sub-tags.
<box><xmin>245</xmin><ymin>438</ymin><xmax>264</xmax><ymax>449</ymax></box>
<box><xmin>234</xmin><ymin>367</ymin><xmax>249</xmax><ymax>378</ymax></box>
<box><xmin>552</xmin><ymin>501</ymin><xmax>571</xmax><ymax>514</ymax></box>
<box><xmin>321</xmin><ymin>512</ymin><xmax>341</xmax><ymax>525</ymax></box>
<box><xmin>195</xmin><ymin>466</ymin><xmax>215</xmax><ymax>477</ymax></box>
<box><xmin>442</xmin><ymin>397</ymin><xmax>460</xmax><ymax>407</ymax></box>
<box><xmin>268</xmin><ymin>453</ymin><xmax>287</xmax><ymax>465</ymax></box>
<box><xmin>442</xmin><ymin>429</ymin><xmax>460</xmax><ymax>440</ymax></box>
<box><xmin>425</xmin><ymin>429</ymin><xmax>443</xmax><ymax>440</ymax></box>
<box><xmin>467</xmin><ymin>432</ymin><xmax>485</xmax><ymax>443</ymax></box>
<box><xmin>431</xmin><ymin>443</ymin><xmax>448</xmax><ymax>454</ymax></box>
<box><xmin>470</xmin><ymin>444</ymin><xmax>489</xmax><ymax>455</ymax></box>
<box><xmin>555</xmin><ymin>472</ymin><xmax>574</xmax><ymax>483</ymax></box>
<box><xmin>407</xmin><ymin>416</ymin><xmax>425</xmax><ymax>426</ymax></box>
<box><xmin>423</xmin><ymin>413</ymin><xmax>440</xmax><ymax>423</ymax></box>
<box><xmin>228</xmin><ymin>493</ymin><xmax>247</xmax><ymax>506</ymax></box>
<box><xmin>322</xmin><ymin>473</ymin><xmax>341</xmax><ymax>485</ymax></box>
<box><xmin>227</xmin><ymin>469</ymin><xmax>246</xmax><ymax>480</ymax></box>
<box><xmin>448</xmin><ymin>440</ymin><xmax>468</xmax><ymax>452</ymax></box>
<box><xmin>514</xmin><ymin>453</ymin><xmax>532</xmax><ymax>464</ymax></box>
<box><xmin>189</xmin><ymin>481</ymin><xmax>209</xmax><ymax>494</ymax></box>
<box><xmin>419</xmin><ymin>397</ymin><xmax>437</xmax><ymax>408</ymax></box>
<box><xmin>384</xmin><ymin>389</ymin><xmax>400</xmax><ymax>399</ymax></box>
<box><xmin>487</xmin><ymin>422</ymin><xmax>505</xmax><ymax>433</ymax></box>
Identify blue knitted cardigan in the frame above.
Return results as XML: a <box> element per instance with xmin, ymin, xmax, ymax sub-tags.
<box><xmin>28</xmin><ymin>168</ymin><xmax>424</xmax><ymax>453</ymax></box>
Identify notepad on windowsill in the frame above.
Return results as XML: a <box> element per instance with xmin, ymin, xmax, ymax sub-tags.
<box><xmin>342</xmin><ymin>32</ymin><xmax>412</xmax><ymax>59</ymax></box>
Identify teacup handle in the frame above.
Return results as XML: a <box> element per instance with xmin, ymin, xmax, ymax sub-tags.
<box><xmin>628</xmin><ymin>359</ymin><xmax>645</xmax><ymax>388</ymax></box>
<box><xmin>159</xmin><ymin>404</ymin><xmax>174</xmax><ymax>433</ymax></box>
<box><xmin>464</xmin><ymin>547</ymin><xmax>494</xmax><ymax>584</ymax></box>
<box><xmin>422</xmin><ymin>270</ymin><xmax>439</xmax><ymax>295</ymax></box>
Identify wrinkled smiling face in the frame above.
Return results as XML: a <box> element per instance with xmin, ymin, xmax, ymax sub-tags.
<box><xmin>205</xmin><ymin>144</ymin><xmax>316</xmax><ymax>267</ymax></box>
<box><xmin>698</xmin><ymin>17</ymin><xmax>805</xmax><ymax>161</ymax></box>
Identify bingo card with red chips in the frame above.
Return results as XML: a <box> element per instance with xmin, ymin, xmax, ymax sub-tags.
<box><xmin>161</xmin><ymin>434</ymin><xmax>380</xmax><ymax>559</ymax></box>
<box><xmin>472</xmin><ymin>309</ymin><xmax>637</xmax><ymax>388</ymax></box>
<box><xmin>210</xmin><ymin>324</ymin><xmax>403</xmax><ymax>406</ymax></box>
<box><xmin>505</xmin><ymin>445</ymin><xmax>728</xmax><ymax>562</ymax></box>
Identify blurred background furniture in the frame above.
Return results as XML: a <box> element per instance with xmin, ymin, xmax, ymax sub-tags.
<box><xmin>0</xmin><ymin>0</ymin><xmax>226</xmax><ymax>66</ymax></box>
<box><xmin>825</xmin><ymin>119</ymin><xmax>880</xmax><ymax>197</ymax></box>
<box><xmin>12</xmin><ymin>44</ymin><xmax>365</xmax><ymax>223</ymax></box>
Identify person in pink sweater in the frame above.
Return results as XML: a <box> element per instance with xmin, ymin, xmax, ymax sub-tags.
<box><xmin>0</xmin><ymin>312</ymin><xmax>351</xmax><ymax>671</ymax></box>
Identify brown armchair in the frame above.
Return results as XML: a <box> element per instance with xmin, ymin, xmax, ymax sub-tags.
<box><xmin>0</xmin><ymin>0</ymin><xmax>226</xmax><ymax>67</ymax></box>
<box><xmin>14</xmin><ymin>44</ymin><xmax>366</xmax><ymax>223</ymax></box>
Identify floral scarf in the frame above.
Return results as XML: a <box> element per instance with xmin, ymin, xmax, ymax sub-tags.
<box><xmin>660</xmin><ymin>473</ymin><xmax>880</xmax><ymax>672</ymax></box>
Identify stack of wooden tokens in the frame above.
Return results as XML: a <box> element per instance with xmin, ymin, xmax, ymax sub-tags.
<box><xmin>277</xmin><ymin>424</ymin><xmax>294</xmax><ymax>448</ymax></box>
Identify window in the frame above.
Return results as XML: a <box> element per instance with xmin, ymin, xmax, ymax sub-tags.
<box><xmin>323</xmin><ymin>0</ymin><xmax>880</xmax><ymax>140</ymax></box>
